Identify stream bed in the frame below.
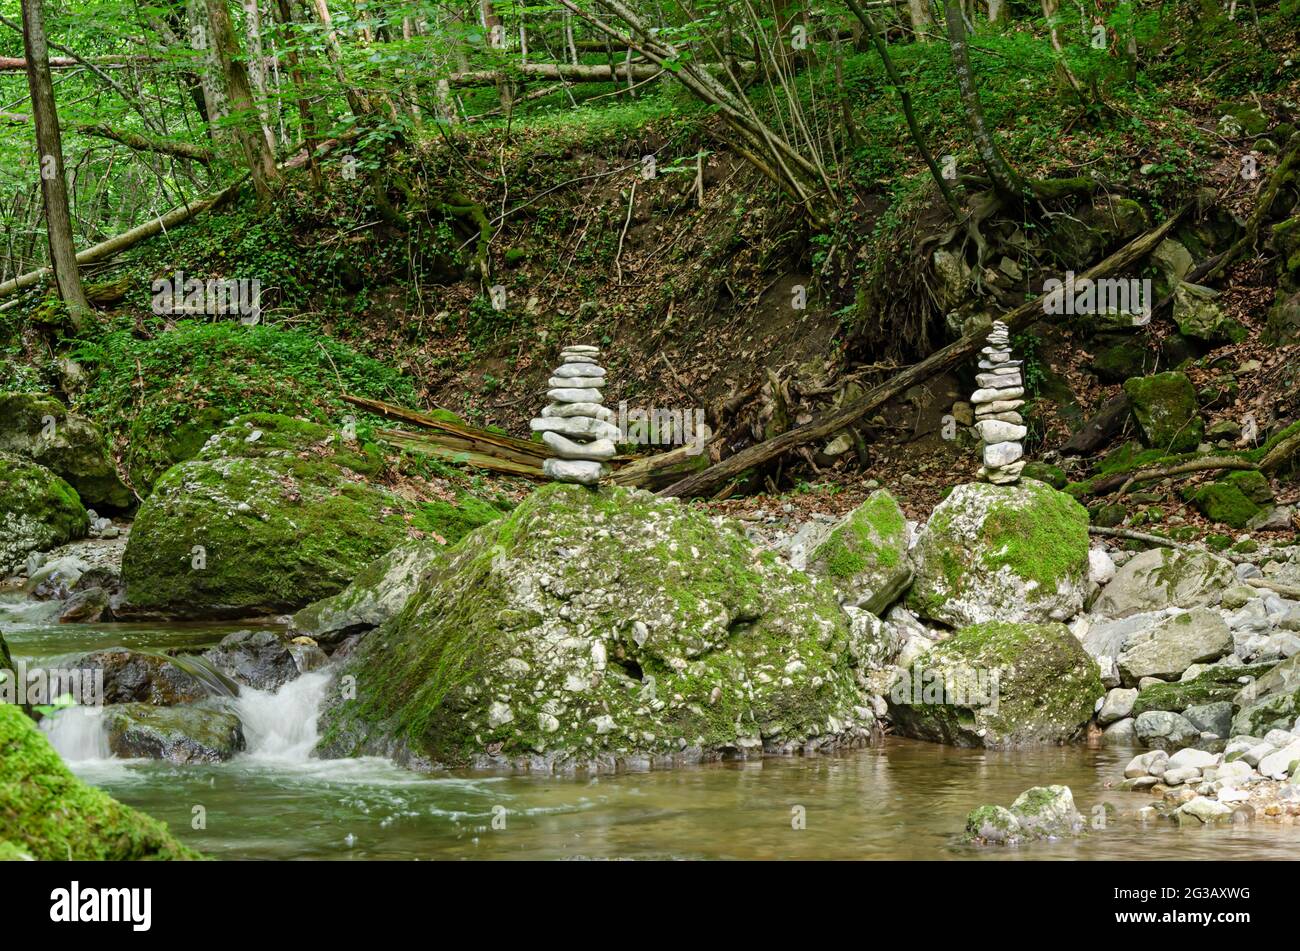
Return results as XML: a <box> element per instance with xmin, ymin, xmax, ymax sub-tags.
<box><xmin>8</xmin><ymin>600</ymin><xmax>1300</xmax><ymax>861</ymax></box>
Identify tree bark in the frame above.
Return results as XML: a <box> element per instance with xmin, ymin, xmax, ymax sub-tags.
<box><xmin>942</xmin><ymin>0</ymin><xmax>1028</xmax><ymax>202</ymax></box>
<box><xmin>21</xmin><ymin>0</ymin><xmax>90</xmax><ymax>327</ymax></box>
<box><xmin>205</xmin><ymin>0</ymin><xmax>277</xmax><ymax>201</ymax></box>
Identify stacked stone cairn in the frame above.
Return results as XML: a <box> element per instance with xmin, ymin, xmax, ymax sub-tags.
<box><xmin>530</xmin><ymin>345</ymin><xmax>620</xmax><ymax>486</ymax></box>
<box><xmin>971</xmin><ymin>321</ymin><xmax>1026</xmax><ymax>485</ymax></box>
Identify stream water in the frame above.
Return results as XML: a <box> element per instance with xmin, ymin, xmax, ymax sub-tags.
<box><xmin>7</xmin><ymin>597</ymin><xmax>1300</xmax><ymax>861</ymax></box>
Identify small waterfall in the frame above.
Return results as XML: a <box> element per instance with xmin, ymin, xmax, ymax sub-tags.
<box><xmin>42</xmin><ymin>706</ymin><xmax>110</xmax><ymax>762</ymax></box>
<box><xmin>234</xmin><ymin>670</ymin><xmax>332</xmax><ymax>762</ymax></box>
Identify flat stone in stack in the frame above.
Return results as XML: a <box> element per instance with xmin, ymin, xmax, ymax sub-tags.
<box><xmin>971</xmin><ymin>321</ymin><xmax>1027</xmax><ymax>485</ymax></box>
<box><xmin>531</xmin><ymin>345</ymin><xmax>617</xmax><ymax>486</ymax></box>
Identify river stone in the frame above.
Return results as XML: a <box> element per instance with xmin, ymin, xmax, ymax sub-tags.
<box><xmin>0</xmin><ymin>705</ymin><xmax>196</xmax><ymax>859</ymax></box>
<box><xmin>117</xmin><ymin>414</ymin><xmax>448</xmax><ymax>619</ymax></box>
<box><xmin>982</xmin><ymin>441</ymin><xmax>1024</xmax><ymax>468</ymax></box>
<box><xmin>1009</xmin><ymin>785</ymin><xmax>1084</xmax><ymax>838</ymax></box>
<box><xmin>75</xmin><ymin>647</ymin><xmax>209</xmax><ymax>706</ymax></box>
<box><xmin>1116</xmin><ymin>607</ymin><xmax>1232</xmax><ymax>683</ymax></box>
<box><xmin>530</xmin><ymin>416</ymin><xmax>620</xmax><ymax>441</ymax></box>
<box><xmin>976</xmin><ymin>399</ymin><xmax>1025</xmax><ymax>415</ymax></box>
<box><xmin>806</xmin><ymin>489</ymin><xmax>913</xmax><ymax>615</ymax></box>
<box><xmin>908</xmin><ymin>480</ymin><xmax>1089</xmax><ymax>628</ymax></box>
<box><xmin>104</xmin><ymin>703</ymin><xmax>245</xmax><ymax>764</ymax></box>
<box><xmin>561</xmin><ymin>345</ymin><xmax>600</xmax><ymax>354</ymax></box>
<box><xmin>546</xmin><ymin>388</ymin><xmax>604</xmax><ymax>404</ymax></box>
<box><xmin>1135</xmin><ymin>710</ymin><xmax>1200</xmax><ymax>751</ymax></box>
<box><xmin>886</xmin><ymin>621</ymin><xmax>1101</xmax><ymax>748</ymax></box>
<box><xmin>316</xmin><ymin>484</ymin><xmax>872</xmax><ymax>770</ymax></box>
<box><xmin>1124</xmin><ymin>749</ymin><xmax>1168</xmax><ymax>778</ymax></box>
<box><xmin>1231</xmin><ymin>656</ymin><xmax>1300</xmax><ymax>736</ymax></box>
<box><xmin>541</xmin><ymin>431</ymin><xmax>617</xmax><ymax>461</ymax></box>
<box><xmin>1183</xmin><ymin>701</ymin><xmax>1234</xmax><ymax>738</ymax></box>
<box><xmin>1131</xmin><ymin>662</ymin><xmax>1274</xmax><ymax>716</ymax></box>
<box><xmin>542</xmin><ymin>402</ymin><xmax>614</xmax><ymax>422</ymax></box>
<box><xmin>291</xmin><ymin>540</ymin><xmax>445</xmax><ymax>647</ymax></box>
<box><xmin>1179</xmin><ymin>796</ymin><xmax>1234</xmax><ymax>823</ymax></box>
<box><xmin>1258</xmin><ymin>739</ymin><xmax>1300</xmax><ymax>779</ymax></box>
<box><xmin>0</xmin><ymin>452</ymin><xmax>89</xmax><ymax>577</ymax></box>
<box><xmin>964</xmin><ymin>804</ymin><xmax>1022</xmax><ymax>844</ymax></box>
<box><xmin>552</xmin><ymin>364</ymin><xmax>606</xmax><ymax>378</ymax></box>
<box><xmin>203</xmin><ymin>630</ymin><xmax>302</xmax><ymax>691</ymax></box>
<box><xmin>543</xmin><ymin>458</ymin><xmax>604</xmax><ymax>485</ymax></box>
<box><xmin>971</xmin><ymin>386</ymin><xmax>1025</xmax><ymax>404</ymax></box>
<box><xmin>0</xmin><ymin>392</ymin><xmax>133</xmax><ymax>512</ymax></box>
<box><xmin>1092</xmin><ymin>548</ymin><xmax>1235</xmax><ymax>619</ymax></box>
<box><xmin>1098</xmin><ymin>687</ymin><xmax>1138</xmax><ymax>725</ymax></box>
<box><xmin>548</xmin><ymin>376</ymin><xmax>605</xmax><ymax>389</ymax></box>
<box><xmin>1168</xmin><ymin>747</ymin><xmax>1218</xmax><ymax>770</ymax></box>
<box><xmin>1102</xmin><ymin>717</ymin><xmax>1138</xmax><ymax>746</ymax></box>
<box><xmin>976</xmin><ymin>420</ymin><xmax>1028</xmax><ymax>443</ymax></box>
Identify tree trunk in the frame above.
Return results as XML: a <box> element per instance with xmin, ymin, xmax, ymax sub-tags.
<box><xmin>942</xmin><ymin>0</ymin><xmax>1028</xmax><ymax>201</ymax></box>
<box><xmin>204</xmin><ymin>0</ymin><xmax>277</xmax><ymax>201</ymax></box>
<box><xmin>479</xmin><ymin>0</ymin><xmax>513</xmax><ymax>111</ymax></box>
<box><xmin>906</xmin><ymin>0</ymin><xmax>932</xmax><ymax>33</ymax></box>
<box><xmin>273</xmin><ymin>0</ymin><xmax>320</xmax><ymax>188</ymax></box>
<box><xmin>21</xmin><ymin>0</ymin><xmax>90</xmax><ymax>327</ymax></box>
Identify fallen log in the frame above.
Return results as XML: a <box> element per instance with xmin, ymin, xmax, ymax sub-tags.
<box><xmin>0</xmin><ymin>54</ymin><xmax>157</xmax><ymax>71</ymax></box>
<box><xmin>0</xmin><ymin>176</ymin><xmax>247</xmax><ymax>299</ymax></box>
<box><xmin>447</xmin><ymin>61</ymin><xmax>751</xmax><ymax>87</ymax></box>
<box><xmin>342</xmin><ymin>393</ymin><xmax>551</xmax><ymax>462</ymax></box>
<box><xmin>660</xmin><ymin>204</ymin><xmax>1191</xmax><ymax>498</ymax></box>
<box><xmin>1086</xmin><ymin>525</ymin><xmax>1258</xmax><ymax>564</ymax></box>
<box><xmin>1078</xmin><ymin>455</ymin><xmax>1258</xmax><ymax>498</ymax></box>
<box><xmin>72</xmin><ymin>122</ymin><xmax>215</xmax><ymax>163</ymax></box>
<box><xmin>1059</xmin><ymin>393</ymin><xmax>1131</xmax><ymax>456</ymax></box>
<box><xmin>1260</xmin><ymin>426</ymin><xmax>1300</xmax><ymax>474</ymax></box>
<box><xmin>377</xmin><ymin>429</ymin><xmax>545</xmax><ymax>479</ymax></box>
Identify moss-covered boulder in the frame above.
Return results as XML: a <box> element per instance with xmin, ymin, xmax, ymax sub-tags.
<box><xmin>1172</xmin><ymin>283</ymin><xmax>1248</xmax><ymax>345</ymax></box>
<box><xmin>317</xmin><ymin>484</ymin><xmax>872</xmax><ymax>771</ymax></box>
<box><xmin>1092</xmin><ymin>548</ymin><xmax>1235</xmax><ymax>618</ymax></box>
<box><xmin>1183</xmin><ymin>482</ymin><xmax>1260</xmax><ymax>529</ymax></box>
<box><xmin>104</xmin><ymin>704</ymin><xmax>245</xmax><ymax>764</ymax></box>
<box><xmin>886</xmin><ymin>621</ymin><xmax>1102</xmax><ymax>748</ymax></box>
<box><xmin>807</xmin><ymin>489</ymin><xmax>912</xmax><ymax>614</ymax></box>
<box><xmin>907</xmin><ymin>480</ymin><xmax>1090</xmax><ymax>628</ymax></box>
<box><xmin>0</xmin><ymin>392</ymin><xmax>132</xmax><ymax>512</ymax></box>
<box><xmin>119</xmin><ymin>413</ymin><xmax>455</xmax><ymax>619</ymax></box>
<box><xmin>0</xmin><ymin>452</ymin><xmax>89</xmax><ymax>575</ymax></box>
<box><xmin>1123</xmin><ymin>372</ymin><xmax>1203</xmax><ymax>453</ymax></box>
<box><xmin>1232</xmin><ymin>656</ymin><xmax>1300</xmax><ymax>736</ymax></box>
<box><xmin>0</xmin><ymin>705</ymin><xmax>197</xmax><ymax>859</ymax></box>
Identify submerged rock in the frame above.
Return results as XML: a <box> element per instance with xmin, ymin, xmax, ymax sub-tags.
<box><xmin>0</xmin><ymin>705</ymin><xmax>196</xmax><ymax>858</ymax></box>
<box><xmin>317</xmin><ymin>484</ymin><xmax>872</xmax><ymax>770</ymax></box>
<box><xmin>118</xmin><ymin>413</ymin><xmax>464</xmax><ymax>618</ymax></box>
<box><xmin>886</xmin><ymin>620</ymin><xmax>1101</xmax><ymax>748</ymax></box>
<box><xmin>965</xmin><ymin>785</ymin><xmax>1084</xmax><ymax>845</ymax></box>
<box><xmin>0</xmin><ymin>452</ymin><xmax>89</xmax><ymax>576</ymax></box>
<box><xmin>806</xmin><ymin>488</ymin><xmax>913</xmax><ymax>615</ymax></box>
<box><xmin>104</xmin><ymin>703</ymin><xmax>245</xmax><ymax>764</ymax></box>
<box><xmin>203</xmin><ymin>629</ymin><xmax>307</xmax><ymax>691</ymax></box>
<box><xmin>78</xmin><ymin>648</ymin><xmax>210</xmax><ymax>705</ymax></box>
<box><xmin>907</xmin><ymin>480</ymin><xmax>1089</xmax><ymax>628</ymax></box>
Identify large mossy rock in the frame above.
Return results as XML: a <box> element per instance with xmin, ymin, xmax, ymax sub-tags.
<box><xmin>1122</xmin><ymin>372</ymin><xmax>1203</xmax><ymax>453</ymax></box>
<box><xmin>0</xmin><ymin>705</ymin><xmax>197</xmax><ymax>859</ymax></box>
<box><xmin>317</xmin><ymin>484</ymin><xmax>871</xmax><ymax>770</ymax></box>
<box><xmin>0</xmin><ymin>392</ymin><xmax>132</xmax><ymax>512</ymax></box>
<box><xmin>807</xmin><ymin>488</ymin><xmax>913</xmax><ymax>614</ymax></box>
<box><xmin>887</xmin><ymin>621</ymin><xmax>1101</xmax><ymax>748</ymax></box>
<box><xmin>907</xmin><ymin>480</ymin><xmax>1089</xmax><ymax>628</ymax></box>
<box><xmin>1092</xmin><ymin>548</ymin><xmax>1234</xmax><ymax>619</ymax></box>
<box><xmin>1232</xmin><ymin>656</ymin><xmax>1300</xmax><ymax>736</ymax></box>
<box><xmin>1172</xmin><ymin>283</ymin><xmax>1248</xmax><ymax>345</ymax></box>
<box><xmin>119</xmin><ymin>413</ymin><xmax>458</xmax><ymax>618</ymax></box>
<box><xmin>1131</xmin><ymin>662</ymin><xmax>1275</xmax><ymax>715</ymax></box>
<box><xmin>0</xmin><ymin>452</ymin><xmax>88</xmax><ymax>575</ymax></box>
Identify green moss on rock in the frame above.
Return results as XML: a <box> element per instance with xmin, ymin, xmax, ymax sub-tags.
<box><xmin>0</xmin><ymin>705</ymin><xmax>197</xmax><ymax>860</ymax></box>
<box><xmin>0</xmin><ymin>452</ymin><xmax>89</xmax><ymax>575</ymax></box>
<box><xmin>1184</xmin><ymin>482</ymin><xmax>1260</xmax><ymax>528</ymax></box>
<box><xmin>887</xmin><ymin>621</ymin><xmax>1102</xmax><ymax>748</ymax></box>
<box><xmin>1123</xmin><ymin>372</ymin><xmax>1203</xmax><ymax>453</ymax></box>
<box><xmin>119</xmin><ymin>413</ymin><xmax>436</xmax><ymax>618</ymax></box>
<box><xmin>908</xmin><ymin>480</ymin><xmax>1089</xmax><ymax>628</ymax></box>
<box><xmin>808</xmin><ymin>488</ymin><xmax>912</xmax><ymax>614</ymax></box>
<box><xmin>317</xmin><ymin>483</ymin><xmax>871</xmax><ymax>770</ymax></box>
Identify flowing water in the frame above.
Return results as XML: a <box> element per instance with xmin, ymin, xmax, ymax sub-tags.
<box><xmin>8</xmin><ymin>601</ymin><xmax>1300</xmax><ymax>861</ymax></box>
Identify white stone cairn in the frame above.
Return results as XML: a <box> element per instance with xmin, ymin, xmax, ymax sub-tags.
<box><xmin>531</xmin><ymin>345</ymin><xmax>610</xmax><ymax>485</ymax></box>
<box><xmin>972</xmin><ymin>321</ymin><xmax>1026</xmax><ymax>485</ymax></box>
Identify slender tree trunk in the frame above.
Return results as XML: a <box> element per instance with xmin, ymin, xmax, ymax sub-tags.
<box><xmin>241</xmin><ymin>0</ymin><xmax>277</xmax><ymax>152</ymax></box>
<box><xmin>942</xmin><ymin>0</ymin><xmax>1027</xmax><ymax>201</ymax></box>
<box><xmin>188</xmin><ymin>0</ymin><xmax>229</xmax><ymax>141</ymax></box>
<box><xmin>987</xmin><ymin>0</ymin><xmax>1008</xmax><ymax>24</ymax></box>
<box><xmin>1041</xmin><ymin>0</ymin><xmax>1086</xmax><ymax>100</ymax></box>
<box><xmin>479</xmin><ymin>0</ymin><xmax>512</xmax><ymax>111</ymax></box>
<box><xmin>205</xmin><ymin>0</ymin><xmax>277</xmax><ymax>200</ymax></box>
<box><xmin>21</xmin><ymin>0</ymin><xmax>90</xmax><ymax>327</ymax></box>
<box><xmin>274</xmin><ymin>0</ymin><xmax>320</xmax><ymax>188</ymax></box>
<box><xmin>906</xmin><ymin>0</ymin><xmax>932</xmax><ymax>34</ymax></box>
